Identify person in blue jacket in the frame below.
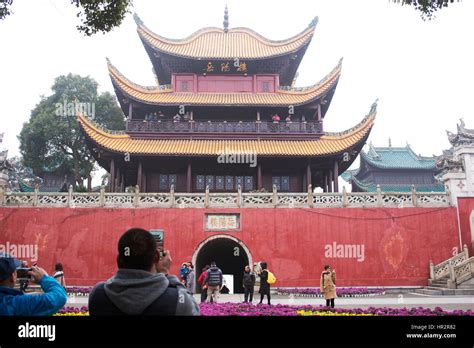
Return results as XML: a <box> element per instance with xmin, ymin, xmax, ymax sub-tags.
<box><xmin>0</xmin><ymin>253</ymin><xmax>67</xmax><ymax>316</ymax></box>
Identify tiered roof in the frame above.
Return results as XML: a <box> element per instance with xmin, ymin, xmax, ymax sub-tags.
<box><xmin>134</xmin><ymin>13</ymin><xmax>317</xmax><ymax>60</ymax></box>
<box><xmin>108</xmin><ymin>58</ymin><xmax>341</xmax><ymax>107</ymax></box>
<box><xmin>342</xmin><ymin>144</ymin><xmax>444</xmax><ymax>192</ymax></box>
<box><xmin>362</xmin><ymin>145</ymin><xmax>438</xmax><ymax>170</ymax></box>
<box><xmin>78</xmin><ymin>108</ymin><xmax>375</xmax><ymax>157</ymax></box>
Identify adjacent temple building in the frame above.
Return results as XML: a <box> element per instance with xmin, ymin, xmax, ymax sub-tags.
<box><xmin>78</xmin><ymin>9</ymin><xmax>376</xmax><ymax>193</ymax></box>
<box><xmin>342</xmin><ymin>142</ymin><xmax>444</xmax><ymax>192</ymax></box>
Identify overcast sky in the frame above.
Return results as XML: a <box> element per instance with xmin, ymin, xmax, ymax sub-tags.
<box><xmin>1</xmin><ymin>0</ymin><xmax>473</xmax><ymax>173</ymax></box>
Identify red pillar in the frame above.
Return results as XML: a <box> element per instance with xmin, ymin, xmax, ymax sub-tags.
<box><xmin>306</xmin><ymin>164</ymin><xmax>312</xmax><ymax>190</ymax></box>
<box><xmin>328</xmin><ymin>170</ymin><xmax>333</xmax><ymax>193</ymax></box>
<box><xmin>115</xmin><ymin>166</ymin><xmax>120</xmax><ymax>193</ymax></box>
<box><xmin>323</xmin><ymin>171</ymin><xmax>328</xmax><ymax>192</ymax></box>
<box><xmin>333</xmin><ymin>161</ymin><xmax>339</xmax><ymax>193</ymax></box>
<box><xmin>109</xmin><ymin>159</ymin><xmax>115</xmax><ymax>192</ymax></box>
<box><xmin>257</xmin><ymin>164</ymin><xmax>263</xmax><ymax>190</ymax></box>
<box><xmin>142</xmin><ymin>170</ymin><xmax>147</xmax><ymax>193</ymax></box>
<box><xmin>137</xmin><ymin>160</ymin><xmax>142</xmax><ymax>190</ymax></box>
<box><xmin>187</xmin><ymin>162</ymin><xmax>192</xmax><ymax>192</ymax></box>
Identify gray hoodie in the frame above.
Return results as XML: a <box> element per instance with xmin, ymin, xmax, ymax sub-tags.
<box><xmin>103</xmin><ymin>269</ymin><xmax>199</xmax><ymax>316</ymax></box>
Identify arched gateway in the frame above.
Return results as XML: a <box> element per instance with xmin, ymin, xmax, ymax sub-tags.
<box><xmin>192</xmin><ymin>235</ymin><xmax>253</xmax><ymax>294</ymax></box>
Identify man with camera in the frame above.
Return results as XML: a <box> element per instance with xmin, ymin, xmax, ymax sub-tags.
<box><xmin>88</xmin><ymin>228</ymin><xmax>199</xmax><ymax>315</ymax></box>
<box><xmin>0</xmin><ymin>252</ymin><xmax>68</xmax><ymax>316</ymax></box>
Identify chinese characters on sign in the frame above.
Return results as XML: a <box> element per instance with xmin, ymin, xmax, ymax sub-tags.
<box><xmin>205</xmin><ymin>214</ymin><xmax>240</xmax><ymax>231</ymax></box>
<box><xmin>203</xmin><ymin>61</ymin><xmax>248</xmax><ymax>73</ymax></box>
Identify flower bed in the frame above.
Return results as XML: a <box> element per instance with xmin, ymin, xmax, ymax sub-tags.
<box><xmin>275</xmin><ymin>287</ymin><xmax>385</xmax><ymax>298</ymax></box>
<box><xmin>54</xmin><ymin>303</ymin><xmax>474</xmax><ymax>316</ymax></box>
<box><xmin>66</xmin><ymin>287</ymin><xmax>93</xmax><ymax>297</ymax></box>
<box><xmin>199</xmin><ymin>303</ymin><xmax>474</xmax><ymax>316</ymax></box>
<box><xmin>55</xmin><ymin>306</ymin><xmax>89</xmax><ymax>316</ymax></box>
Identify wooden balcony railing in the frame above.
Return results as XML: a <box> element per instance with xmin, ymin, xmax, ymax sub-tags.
<box><xmin>126</xmin><ymin>120</ymin><xmax>323</xmax><ymax>134</ymax></box>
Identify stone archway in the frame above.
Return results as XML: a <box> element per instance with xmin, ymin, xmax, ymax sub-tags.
<box><xmin>192</xmin><ymin>235</ymin><xmax>253</xmax><ymax>294</ymax></box>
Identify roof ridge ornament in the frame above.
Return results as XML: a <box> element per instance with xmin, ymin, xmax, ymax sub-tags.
<box><xmin>369</xmin><ymin>98</ymin><xmax>378</xmax><ymax>114</ymax></box>
<box><xmin>133</xmin><ymin>13</ymin><xmax>143</xmax><ymax>26</ymax></box>
<box><xmin>223</xmin><ymin>5</ymin><xmax>229</xmax><ymax>33</ymax></box>
<box><xmin>308</xmin><ymin>16</ymin><xmax>319</xmax><ymax>28</ymax></box>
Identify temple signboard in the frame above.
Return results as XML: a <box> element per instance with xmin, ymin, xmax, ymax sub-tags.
<box><xmin>196</xmin><ymin>60</ymin><xmax>249</xmax><ymax>74</ymax></box>
<box><xmin>205</xmin><ymin>213</ymin><xmax>240</xmax><ymax>231</ymax></box>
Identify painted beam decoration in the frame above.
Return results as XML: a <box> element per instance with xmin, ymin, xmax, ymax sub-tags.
<box><xmin>205</xmin><ymin>213</ymin><xmax>240</xmax><ymax>231</ymax></box>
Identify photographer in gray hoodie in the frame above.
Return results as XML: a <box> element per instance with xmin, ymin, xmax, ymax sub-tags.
<box><xmin>89</xmin><ymin>228</ymin><xmax>199</xmax><ymax>316</ymax></box>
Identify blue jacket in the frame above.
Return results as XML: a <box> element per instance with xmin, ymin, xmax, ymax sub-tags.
<box><xmin>0</xmin><ymin>276</ymin><xmax>67</xmax><ymax>316</ymax></box>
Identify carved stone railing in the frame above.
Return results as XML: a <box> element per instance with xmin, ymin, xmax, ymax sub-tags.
<box><xmin>126</xmin><ymin>120</ymin><xmax>323</xmax><ymax>134</ymax></box>
<box><xmin>0</xmin><ymin>185</ymin><xmax>451</xmax><ymax>209</ymax></box>
<box><xmin>429</xmin><ymin>244</ymin><xmax>473</xmax><ymax>288</ymax></box>
<box><xmin>453</xmin><ymin>257</ymin><xmax>473</xmax><ymax>285</ymax></box>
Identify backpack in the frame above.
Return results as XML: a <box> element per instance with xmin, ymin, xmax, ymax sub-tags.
<box><xmin>266</xmin><ymin>270</ymin><xmax>276</xmax><ymax>285</ymax></box>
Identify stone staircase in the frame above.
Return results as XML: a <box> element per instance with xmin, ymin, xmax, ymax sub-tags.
<box><xmin>415</xmin><ymin>245</ymin><xmax>474</xmax><ymax>296</ymax></box>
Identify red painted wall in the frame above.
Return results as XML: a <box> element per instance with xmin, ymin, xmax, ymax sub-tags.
<box><xmin>0</xmin><ymin>204</ymin><xmax>471</xmax><ymax>287</ymax></box>
<box><xmin>171</xmin><ymin>74</ymin><xmax>279</xmax><ymax>93</ymax></box>
<box><xmin>457</xmin><ymin>197</ymin><xmax>474</xmax><ymax>254</ymax></box>
<box><xmin>198</xmin><ymin>75</ymin><xmax>253</xmax><ymax>92</ymax></box>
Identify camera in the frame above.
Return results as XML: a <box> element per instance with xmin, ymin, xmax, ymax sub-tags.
<box><xmin>16</xmin><ymin>268</ymin><xmax>32</xmax><ymax>280</ymax></box>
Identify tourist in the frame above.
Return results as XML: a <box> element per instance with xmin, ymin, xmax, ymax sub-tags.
<box><xmin>220</xmin><ymin>278</ymin><xmax>230</xmax><ymax>294</ymax></box>
<box><xmin>258</xmin><ymin>261</ymin><xmax>271</xmax><ymax>305</ymax></box>
<box><xmin>180</xmin><ymin>262</ymin><xmax>189</xmax><ymax>285</ymax></box>
<box><xmin>271</xmin><ymin>114</ymin><xmax>280</xmax><ymax>122</ymax></box>
<box><xmin>53</xmin><ymin>263</ymin><xmax>66</xmax><ymax>288</ymax></box>
<box><xmin>243</xmin><ymin>265</ymin><xmax>255</xmax><ymax>303</ymax></box>
<box><xmin>0</xmin><ymin>252</ymin><xmax>67</xmax><ymax>316</ymax></box>
<box><xmin>197</xmin><ymin>265</ymin><xmax>209</xmax><ymax>303</ymax></box>
<box><xmin>320</xmin><ymin>264</ymin><xmax>336</xmax><ymax>308</ymax></box>
<box><xmin>204</xmin><ymin>261</ymin><xmax>223</xmax><ymax>303</ymax></box>
<box><xmin>285</xmin><ymin>115</ymin><xmax>292</xmax><ymax>123</ymax></box>
<box><xmin>158</xmin><ymin>111</ymin><xmax>165</xmax><ymax>119</ymax></box>
<box><xmin>18</xmin><ymin>260</ymin><xmax>29</xmax><ymax>293</ymax></box>
<box><xmin>186</xmin><ymin>263</ymin><xmax>195</xmax><ymax>294</ymax></box>
<box><xmin>88</xmin><ymin>228</ymin><xmax>199</xmax><ymax>315</ymax></box>
<box><xmin>173</xmin><ymin>113</ymin><xmax>181</xmax><ymax>122</ymax></box>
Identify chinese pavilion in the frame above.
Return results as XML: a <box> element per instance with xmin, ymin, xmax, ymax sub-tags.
<box><xmin>78</xmin><ymin>10</ymin><xmax>376</xmax><ymax>193</ymax></box>
<box><xmin>342</xmin><ymin>142</ymin><xmax>444</xmax><ymax>192</ymax></box>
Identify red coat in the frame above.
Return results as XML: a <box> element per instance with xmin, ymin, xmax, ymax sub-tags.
<box><xmin>198</xmin><ymin>271</ymin><xmax>208</xmax><ymax>289</ymax></box>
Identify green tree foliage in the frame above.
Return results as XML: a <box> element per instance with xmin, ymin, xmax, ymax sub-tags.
<box><xmin>19</xmin><ymin>74</ymin><xmax>125</xmax><ymax>191</ymax></box>
<box><xmin>0</xmin><ymin>0</ymin><xmax>463</xmax><ymax>30</ymax></box>
<box><xmin>0</xmin><ymin>0</ymin><xmax>12</xmax><ymax>20</ymax></box>
<box><xmin>0</xmin><ymin>0</ymin><xmax>132</xmax><ymax>35</ymax></box>
<box><xmin>71</xmin><ymin>0</ymin><xmax>133</xmax><ymax>36</ymax></box>
<box><xmin>392</xmin><ymin>0</ymin><xmax>462</xmax><ymax>19</ymax></box>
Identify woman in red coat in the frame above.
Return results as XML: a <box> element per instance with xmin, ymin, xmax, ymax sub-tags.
<box><xmin>197</xmin><ymin>265</ymin><xmax>210</xmax><ymax>303</ymax></box>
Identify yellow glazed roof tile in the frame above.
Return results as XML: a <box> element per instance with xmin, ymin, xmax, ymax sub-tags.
<box><xmin>135</xmin><ymin>16</ymin><xmax>317</xmax><ymax>59</ymax></box>
<box><xmin>77</xmin><ymin>111</ymin><xmax>375</xmax><ymax>157</ymax></box>
<box><xmin>107</xmin><ymin>58</ymin><xmax>342</xmax><ymax>106</ymax></box>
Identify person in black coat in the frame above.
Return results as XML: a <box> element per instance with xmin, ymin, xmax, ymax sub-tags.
<box><xmin>258</xmin><ymin>261</ymin><xmax>271</xmax><ymax>305</ymax></box>
<box><xmin>242</xmin><ymin>265</ymin><xmax>255</xmax><ymax>303</ymax></box>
